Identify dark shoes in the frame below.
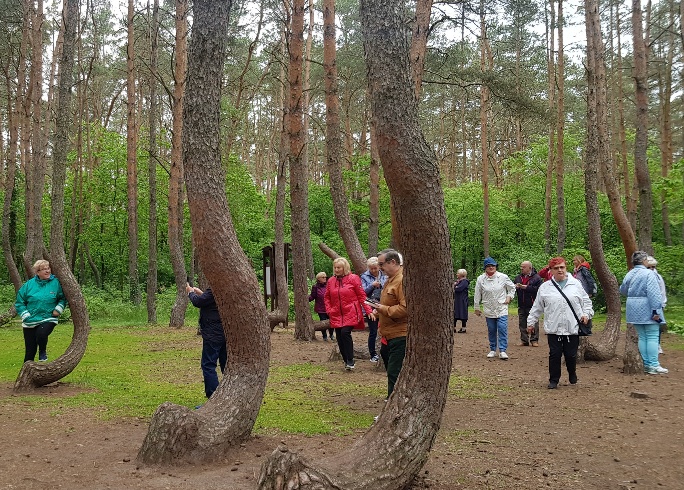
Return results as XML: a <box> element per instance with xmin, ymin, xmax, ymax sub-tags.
<box><xmin>456</xmin><ymin>328</ymin><xmax>467</xmax><ymax>333</ymax></box>
<box><xmin>38</xmin><ymin>352</ymin><xmax>48</xmax><ymax>362</ymax></box>
<box><xmin>569</xmin><ymin>374</ymin><xmax>578</xmax><ymax>384</ymax></box>
<box><xmin>548</xmin><ymin>382</ymin><xmax>558</xmax><ymax>389</ymax></box>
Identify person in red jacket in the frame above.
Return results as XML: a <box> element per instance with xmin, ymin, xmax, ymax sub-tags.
<box><xmin>324</xmin><ymin>257</ymin><xmax>374</xmax><ymax>371</ymax></box>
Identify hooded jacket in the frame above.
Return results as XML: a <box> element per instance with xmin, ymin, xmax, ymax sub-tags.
<box><xmin>324</xmin><ymin>273</ymin><xmax>371</xmax><ymax>329</ymax></box>
<box><xmin>15</xmin><ymin>275</ymin><xmax>67</xmax><ymax>328</ymax></box>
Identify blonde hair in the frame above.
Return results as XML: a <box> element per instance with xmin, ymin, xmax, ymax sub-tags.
<box><xmin>457</xmin><ymin>269</ymin><xmax>467</xmax><ymax>278</ymax></box>
<box><xmin>333</xmin><ymin>257</ymin><xmax>351</xmax><ymax>275</ymax></box>
<box><xmin>33</xmin><ymin>260</ymin><xmax>50</xmax><ymax>274</ymax></box>
<box><xmin>316</xmin><ymin>271</ymin><xmax>328</xmax><ymax>279</ymax></box>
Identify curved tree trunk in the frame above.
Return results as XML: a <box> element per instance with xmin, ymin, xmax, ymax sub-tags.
<box><xmin>258</xmin><ymin>0</ymin><xmax>454</xmax><ymax>487</ymax></box>
<box><xmin>168</xmin><ymin>0</ymin><xmax>189</xmax><ymax>328</ymax></box>
<box><xmin>137</xmin><ymin>0</ymin><xmax>270</xmax><ymax>465</ymax></box>
<box><xmin>323</xmin><ymin>0</ymin><xmax>367</xmax><ymax>274</ymax></box>
<box><xmin>581</xmin><ymin>0</ymin><xmax>623</xmax><ymax>363</ymax></box>
<box><xmin>15</xmin><ymin>0</ymin><xmax>89</xmax><ymax>391</ymax></box>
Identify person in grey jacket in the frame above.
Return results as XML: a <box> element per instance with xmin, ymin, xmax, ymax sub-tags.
<box><xmin>620</xmin><ymin>251</ymin><xmax>666</xmax><ymax>375</ymax></box>
<box><xmin>527</xmin><ymin>257</ymin><xmax>593</xmax><ymax>389</ymax></box>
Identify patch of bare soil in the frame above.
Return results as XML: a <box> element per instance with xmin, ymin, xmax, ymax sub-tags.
<box><xmin>1</xmin><ymin>316</ymin><xmax>683</xmax><ymax>490</ymax></box>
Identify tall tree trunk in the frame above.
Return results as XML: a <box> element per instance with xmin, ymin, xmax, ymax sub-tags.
<box><xmin>555</xmin><ymin>0</ymin><xmax>566</xmax><ymax>254</ymax></box>
<box><xmin>288</xmin><ymin>0</ymin><xmax>314</xmax><ymax>340</ymax></box>
<box><xmin>137</xmin><ymin>0</ymin><xmax>270</xmax><ymax>464</ymax></box>
<box><xmin>15</xmin><ymin>0</ymin><xmax>89</xmax><ymax>390</ymax></box>
<box><xmin>259</xmin><ymin>0</ymin><xmax>454</xmax><ymax>487</ymax></box>
<box><xmin>168</xmin><ymin>0</ymin><xmax>189</xmax><ymax>328</ymax></box>
<box><xmin>632</xmin><ymin>0</ymin><xmax>653</xmax><ymax>253</ymax></box>
<box><xmin>480</xmin><ymin>1</ymin><xmax>490</xmax><ymax>257</ymax></box>
<box><xmin>368</xmin><ymin>102</ymin><xmax>380</xmax><ymax>256</ymax></box>
<box><xmin>146</xmin><ymin>0</ymin><xmax>160</xmax><ymax>323</ymax></box>
<box><xmin>409</xmin><ymin>0</ymin><xmax>432</xmax><ymax>98</ymax></box>
<box><xmin>657</xmin><ymin>0</ymin><xmax>674</xmax><ymax>245</ymax></box>
<box><xmin>24</xmin><ymin>0</ymin><xmax>46</xmax><ymax>273</ymax></box>
<box><xmin>581</xmin><ymin>0</ymin><xmax>632</xmax><ymax>364</ymax></box>
<box><xmin>126</xmin><ymin>0</ymin><xmax>141</xmax><ymax>305</ymax></box>
<box><xmin>323</xmin><ymin>0</ymin><xmax>367</xmax><ymax>274</ymax></box>
<box><xmin>544</xmin><ymin>0</ymin><xmax>556</xmax><ymax>256</ymax></box>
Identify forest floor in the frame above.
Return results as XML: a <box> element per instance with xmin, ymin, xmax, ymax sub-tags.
<box><xmin>1</xmin><ymin>315</ymin><xmax>684</xmax><ymax>490</ymax></box>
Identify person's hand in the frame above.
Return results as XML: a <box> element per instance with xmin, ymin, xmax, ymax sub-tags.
<box><xmin>368</xmin><ymin>312</ymin><xmax>377</xmax><ymax>321</ymax></box>
<box><xmin>372</xmin><ymin>281</ymin><xmax>380</xmax><ymax>288</ymax></box>
<box><xmin>185</xmin><ymin>283</ymin><xmax>193</xmax><ymax>294</ymax></box>
<box><xmin>519</xmin><ymin>284</ymin><xmax>527</xmax><ymax>289</ymax></box>
<box><xmin>474</xmin><ymin>310</ymin><xmax>481</xmax><ymax>317</ymax></box>
<box><xmin>652</xmin><ymin>314</ymin><xmax>660</xmax><ymax>322</ymax></box>
<box><xmin>504</xmin><ymin>297</ymin><xmax>511</xmax><ymax>305</ymax></box>
<box><xmin>52</xmin><ymin>309</ymin><xmax>59</xmax><ymax>317</ymax></box>
<box><xmin>580</xmin><ymin>315</ymin><xmax>589</xmax><ymax>324</ymax></box>
<box><xmin>526</xmin><ymin>325</ymin><xmax>534</xmax><ymax>333</ymax></box>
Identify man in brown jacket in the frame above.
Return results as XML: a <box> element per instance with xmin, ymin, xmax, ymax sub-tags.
<box><xmin>374</xmin><ymin>249</ymin><xmax>408</xmax><ymax>398</ymax></box>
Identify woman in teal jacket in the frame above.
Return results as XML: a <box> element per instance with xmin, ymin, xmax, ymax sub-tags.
<box><xmin>15</xmin><ymin>260</ymin><xmax>67</xmax><ymax>362</ymax></box>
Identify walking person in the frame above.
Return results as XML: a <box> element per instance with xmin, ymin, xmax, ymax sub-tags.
<box><xmin>453</xmin><ymin>269</ymin><xmax>469</xmax><ymax>333</ymax></box>
<box><xmin>514</xmin><ymin>261</ymin><xmax>543</xmax><ymax>346</ymax></box>
<box><xmin>15</xmin><ymin>260</ymin><xmax>68</xmax><ymax>363</ymax></box>
<box><xmin>186</xmin><ymin>283</ymin><xmax>227</xmax><ymax>399</ymax></box>
<box><xmin>360</xmin><ymin>257</ymin><xmax>386</xmax><ymax>363</ymax></box>
<box><xmin>527</xmin><ymin>257</ymin><xmax>594</xmax><ymax>388</ymax></box>
<box><xmin>309</xmin><ymin>272</ymin><xmax>333</xmax><ymax>341</ymax></box>
<box><xmin>620</xmin><ymin>251</ymin><xmax>667</xmax><ymax>375</ymax></box>
<box><xmin>324</xmin><ymin>257</ymin><xmax>374</xmax><ymax>371</ymax></box>
<box><xmin>474</xmin><ymin>257</ymin><xmax>515</xmax><ymax>359</ymax></box>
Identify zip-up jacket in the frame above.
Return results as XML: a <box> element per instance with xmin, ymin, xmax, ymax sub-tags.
<box><xmin>620</xmin><ymin>265</ymin><xmax>664</xmax><ymax>324</ymax></box>
<box><xmin>473</xmin><ymin>271</ymin><xmax>516</xmax><ymax>318</ymax></box>
<box><xmin>324</xmin><ymin>273</ymin><xmax>371</xmax><ymax>330</ymax></box>
<box><xmin>514</xmin><ymin>270</ymin><xmax>543</xmax><ymax>309</ymax></box>
<box><xmin>528</xmin><ymin>276</ymin><xmax>594</xmax><ymax>335</ymax></box>
<box><xmin>378</xmin><ymin>269</ymin><xmax>407</xmax><ymax>340</ymax></box>
<box><xmin>15</xmin><ymin>275</ymin><xmax>67</xmax><ymax>328</ymax></box>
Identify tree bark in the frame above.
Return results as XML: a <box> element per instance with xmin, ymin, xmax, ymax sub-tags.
<box><xmin>258</xmin><ymin>0</ymin><xmax>454</xmax><ymax>487</ymax></box>
<box><xmin>480</xmin><ymin>1</ymin><xmax>490</xmax><ymax>257</ymax></box>
<box><xmin>323</xmin><ymin>0</ymin><xmax>367</xmax><ymax>274</ymax></box>
<box><xmin>146</xmin><ymin>0</ymin><xmax>160</xmax><ymax>324</ymax></box>
<box><xmin>168</xmin><ymin>0</ymin><xmax>189</xmax><ymax>328</ymax></box>
<box><xmin>555</xmin><ymin>0</ymin><xmax>566</xmax><ymax>255</ymax></box>
<box><xmin>409</xmin><ymin>0</ymin><xmax>432</xmax><ymax>98</ymax></box>
<box><xmin>632</xmin><ymin>0</ymin><xmax>653</xmax><ymax>253</ymax></box>
<box><xmin>126</xmin><ymin>0</ymin><xmax>141</xmax><ymax>305</ymax></box>
<box><xmin>368</xmin><ymin>105</ymin><xmax>380</xmax><ymax>257</ymax></box>
<box><xmin>137</xmin><ymin>0</ymin><xmax>270</xmax><ymax>464</ymax></box>
<box><xmin>581</xmin><ymin>0</ymin><xmax>625</xmax><ymax>363</ymax></box>
<box><xmin>15</xmin><ymin>0</ymin><xmax>89</xmax><ymax>391</ymax></box>
<box><xmin>544</xmin><ymin>0</ymin><xmax>555</xmax><ymax>256</ymax></box>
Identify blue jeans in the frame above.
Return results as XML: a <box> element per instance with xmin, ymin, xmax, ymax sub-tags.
<box><xmin>633</xmin><ymin>324</ymin><xmax>660</xmax><ymax>368</ymax></box>
<box><xmin>485</xmin><ymin>316</ymin><xmax>508</xmax><ymax>352</ymax></box>
<box><xmin>201</xmin><ymin>337</ymin><xmax>227</xmax><ymax>398</ymax></box>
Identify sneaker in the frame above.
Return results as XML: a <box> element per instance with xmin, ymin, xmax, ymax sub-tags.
<box><xmin>370</xmin><ymin>355</ymin><xmax>379</xmax><ymax>364</ymax></box>
<box><xmin>486</xmin><ymin>350</ymin><xmax>497</xmax><ymax>358</ymax></box>
<box><xmin>38</xmin><ymin>353</ymin><xmax>48</xmax><ymax>362</ymax></box>
<box><xmin>658</xmin><ymin>345</ymin><xmax>664</xmax><ymax>354</ymax></box>
<box><xmin>499</xmin><ymin>351</ymin><xmax>509</xmax><ymax>360</ymax></box>
<box><xmin>548</xmin><ymin>382</ymin><xmax>558</xmax><ymax>389</ymax></box>
<box><xmin>644</xmin><ymin>366</ymin><xmax>658</xmax><ymax>375</ymax></box>
<box><xmin>654</xmin><ymin>365</ymin><xmax>668</xmax><ymax>374</ymax></box>
<box><xmin>456</xmin><ymin>328</ymin><xmax>467</xmax><ymax>333</ymax></box>
<box><xmin>345</xmin><ymin>363</ymin><xmax>355</xmax><ymax>371</ymax></box>
<box><xmin>569</xmin><ymin>374</ymin><xmax>578</xmax><ymax>384</ymax></box>
<box><xmin>531</xmin><ymin>341</ymin><xmax>539</xmax><ymax>347</ymax></box>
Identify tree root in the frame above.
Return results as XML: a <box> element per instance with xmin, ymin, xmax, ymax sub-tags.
<box><xmin>257</xmin><ymin>445</ymin><xmax>344</xmax><ymax>490</ymax></box>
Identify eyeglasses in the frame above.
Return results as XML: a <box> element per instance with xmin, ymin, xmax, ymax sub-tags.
<box><xmin>552</xmin><ymin>265</ymin><xmax>566</xmax><ymax>270</ymax></box>
<box><xmin>378</xmin><ymin>261</ymin><xmax>385</xmax><ymax>266</ymax></box>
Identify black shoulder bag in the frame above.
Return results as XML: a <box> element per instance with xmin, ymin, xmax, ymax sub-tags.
<box><xmin>551</xmin><ymin>279</ymin><xmax>591</xmax><ymax>336</ymax></box>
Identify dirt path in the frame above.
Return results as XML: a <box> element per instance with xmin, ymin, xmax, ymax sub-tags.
<box><xmin>1</xmin><ymin>316</ymin><xmax>682</xmax><ymax>489</ymax></box>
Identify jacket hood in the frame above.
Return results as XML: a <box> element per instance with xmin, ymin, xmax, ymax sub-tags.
<box><xmin>579</xmin><ymin>261</ymin><xmax>591</xmax><ymax>270</ymax></box>
<box><xmin>483</xmin><ymin>257</ymin><xmax>498</xmax><ymax>269</ymax></box>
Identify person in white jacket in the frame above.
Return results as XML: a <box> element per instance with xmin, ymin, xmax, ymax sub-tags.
<box><xmin>474</xmin><ymin>257</ymin><xmax>516</xmax><ymax>360</ymax></box>
<box><xmin>527</xmin><ymin>257</ymin><xmax>594</xmax><ymax>389</ymax></box>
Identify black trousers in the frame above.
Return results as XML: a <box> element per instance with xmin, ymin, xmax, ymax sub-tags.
<box><xmin>547</xmin><ymin>334</ymin><xmax>579</xmax><ymax>384</ymax></box>
<box><xmin>23</xmin><ymin>322</ymin><xmax>56</xmax><ymax>362</ymax></box>
<box><xmin>336</xmin><ymin>326</ymin><xmax>355</xmax><ymax>365</ymax></box>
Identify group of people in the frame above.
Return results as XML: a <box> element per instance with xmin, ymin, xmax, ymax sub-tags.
<box><xmin>309</xmin><ymin>250</ymin><xmax>408</xmax><ymax>398</ymax></box>
<box><xmin>454</xmin><ymin>252</ymin><xmax>668</xmax><ymax>388</ymax></box>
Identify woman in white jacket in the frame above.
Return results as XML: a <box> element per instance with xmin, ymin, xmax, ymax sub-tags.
<box><xmin>527</xmin><ymin>257</ymin><xmax>594</xmax><ymax>389</ymax></box>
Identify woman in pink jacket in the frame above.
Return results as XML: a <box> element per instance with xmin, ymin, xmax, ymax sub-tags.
<box><xmin>324</xmin><ymin>257</ymin><xmax>374</xmax><ymax>371</ymax></box>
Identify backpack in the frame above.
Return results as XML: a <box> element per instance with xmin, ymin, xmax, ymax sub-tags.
<box><xmin>580</xmin><ymin>267</ymin><xmax>597</xmax><ymax>296</ymax></box>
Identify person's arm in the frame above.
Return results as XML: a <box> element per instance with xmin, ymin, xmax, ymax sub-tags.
<box><xmin>308</xmin><ymin>284</ymin><xmax>317</xmax><ymax>302</ymax></box>
<box><xmin>454</xmin><ymin>280</ymin><xmax>468</xmax><ymax>293</ymax></box>
<box><xmin>473</xmin><ymin>278</ymin><xmax>482</xmax><ymax>312</ymax></box>
<box><xmin>53</xmin><ymin>281</ymin><xmax>67</xmax><ymax>317</ymax></box>
<box><xmin>619</xmin><ymin>270</ymin><xmax>631</xmax><ymax>296</ymax></box>
<box><xmin>188</xmin><ymin>287</ymin><xmax>215</xmax><ymax>308</ymax></box>
<box><xmin>382</xmin><ymin>282</ymin><xmax>407</xmax><ymax>320</ymax></box>
<box><xmin>526</xmin><ymin>275</ymin><xmax>542</xmax><ymax>296</ymax></box>
<box><xmin>577</xmin><ymin>285</ymin><xmax>594</xmax><ymax>322</ymax></box>
<box><xmin>503</xmin><ymin>275</ymin><xmax>516</xmax><ymax>303</ymax></box>
<box><xmin>14</xmin><ymin>282</ymin><xmax>30</xmax><ymax>321</ymax></box>
<box><xmin>353</xmin><ymin>275</ymin><xmax>373</xmax><ymax>316</ymax></box>
<box><xmin>526</xmin><ymin>293</ymin><xmax>544</xmax><ymax>328</ymax></box>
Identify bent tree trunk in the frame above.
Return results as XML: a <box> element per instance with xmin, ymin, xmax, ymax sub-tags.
<box><xmin>15</xmin><ymin>0</ymin><xmax>90</xmax><ymax>391</ymax></box>
<box><xmin>137</xmin><ymin>0</ymin><xmax>270</xmax><ymax>465</ymax></box>
<box><xmin>258</xmin><ymin>0</ymin><xmax>455</xmax><ymax>487</ymax></box>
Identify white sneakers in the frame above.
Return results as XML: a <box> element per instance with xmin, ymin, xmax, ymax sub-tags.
<box><xmin>487</xmin><ymin>351</ymin><xmax>496</xmax><ymax>358</ymax></box>
<box><xmin>658</xmin><ymin>345</ymin><xmax>664</xmax><ymax>354</ymax></box>
<box><xmin>499</xmin><ymin>351</ymin><xmax>509</xmax><ymax>360</ymax></box>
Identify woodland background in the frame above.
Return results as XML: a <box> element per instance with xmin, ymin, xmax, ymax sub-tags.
<box><xmin>0</xmin><ymin>0</ymin><xmax>683</xmax><ymax>322</ymax></box>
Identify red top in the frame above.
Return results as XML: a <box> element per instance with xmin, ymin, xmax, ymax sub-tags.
<box><xmin>324</xmin><ymin>273</ymin><xmax>372</xmax><ymax>330</ymax></box>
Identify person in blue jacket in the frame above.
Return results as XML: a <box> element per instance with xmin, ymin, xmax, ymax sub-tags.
<box><xmin>15</xmin><ymin>260</ymin><xmax>67</xmax><ymax>362</ymax></box>
<box><xmin>186</xmin><ymin>282</ymin><xmax>227</xmax><ymax>398</ymax></box>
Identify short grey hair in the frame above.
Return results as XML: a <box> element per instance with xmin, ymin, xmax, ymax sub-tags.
<box><xmin>367</xmin><ymin>257</ymin><xmax>379</xmax><ymax>267</ymax></box>
<box><xmin>631</xmin><ymin>250</ymin><xmax>649</xmax><ymax>267</ymax></box>
<box><xmin>646</xmin><ymin>256</ymin><xmax>657</xmax><ymax>267</ymax></box>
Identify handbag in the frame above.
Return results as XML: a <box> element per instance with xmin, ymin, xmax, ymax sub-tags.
<box><xmin>550</xmin><ymin>279</ymin><xmax>591</xmax><ymax>336</ymax></box>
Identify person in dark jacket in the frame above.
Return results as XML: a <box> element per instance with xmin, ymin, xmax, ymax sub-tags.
<box><xmin>324</xmin><ymin>257</ymin><xmax>374</xmax><ymax>371</ymax></box>
<box><xmin>186</xmin><ymin>283</ymin><xmax>227</xmax><ymax>398</ymax></box>
<box><xmin>15</xmin><ymin>260</ymin><xmax>67</xmax><ymax>362</ymax></box>
<box><xmin>453</xmin><ymin>269</ymin><xmax>469</xmax><ymax>333</ymax></box>
<box><xmin>514</xmin><ymin>261</ymin><xmax>543</xmax><ymax>346</ymax></box>
<box><xmin>309</xmin><ymin>272</ymin><xmax>333</xmax><ymax>341</ymax></box>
